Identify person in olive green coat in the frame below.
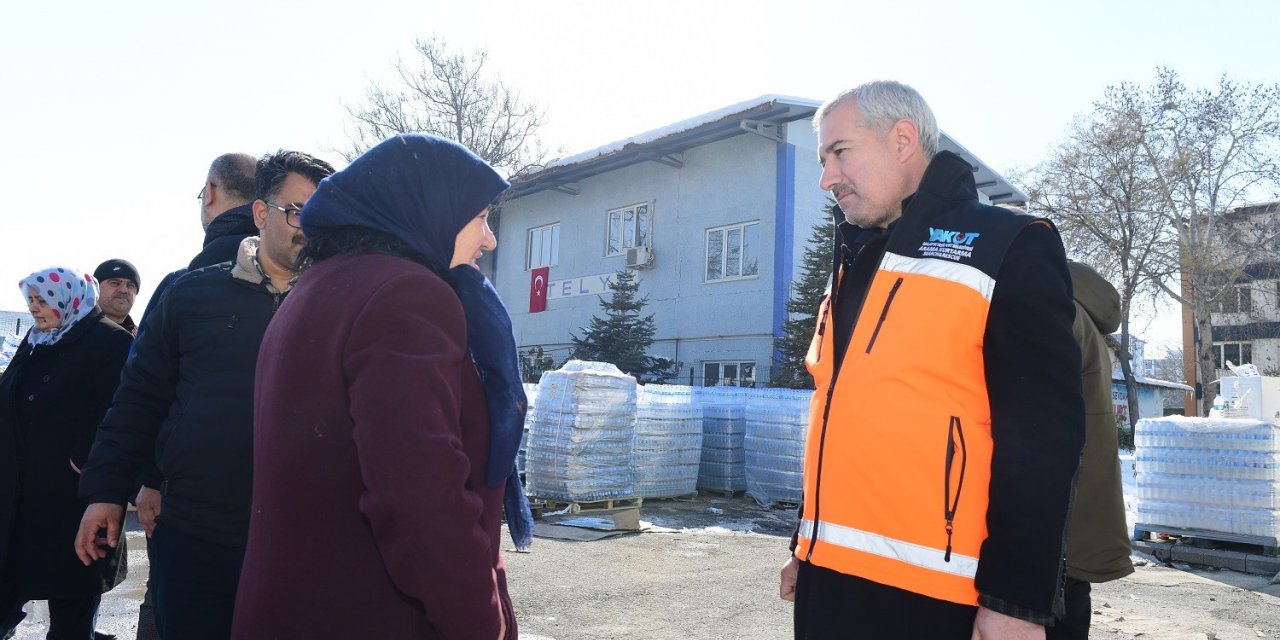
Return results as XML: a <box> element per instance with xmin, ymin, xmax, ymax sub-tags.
<box><xmin>1052</xmin><ymin>262</ymin><xmax>1135</xmax><ymax>640</ymax></box>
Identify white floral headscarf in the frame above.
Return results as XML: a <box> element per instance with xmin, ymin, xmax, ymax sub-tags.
<box><xmin>20</xmin><ymin>266</ymin><xmax>99</xmax><ymax>346</ymax></box>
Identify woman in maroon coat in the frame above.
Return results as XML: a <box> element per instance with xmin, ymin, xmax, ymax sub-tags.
<box><xmin>232</xmin><ymin>135</ymin><xmax>530</xmax><ymax>639</ymax></box>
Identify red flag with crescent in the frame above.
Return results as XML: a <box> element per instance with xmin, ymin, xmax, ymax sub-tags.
<box><xmin>529</xmin><ymin>266</ymin><xmax>549</xmax><ymax>313</ymax></box>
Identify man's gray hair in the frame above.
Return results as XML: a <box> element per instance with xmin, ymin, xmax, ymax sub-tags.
<box><xmin>815</xmin><ymin>81</ymin><xmax>939</xmax><ymax>159</ymax></box>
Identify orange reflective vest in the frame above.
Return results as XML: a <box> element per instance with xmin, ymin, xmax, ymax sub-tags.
<box><xmin>795</xmin><ymin>165</ymin><xmax>1044</xmax><ymax>606</ymax></box>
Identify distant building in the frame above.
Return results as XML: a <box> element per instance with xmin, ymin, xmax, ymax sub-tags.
<box><xmin>490</xmin><ymin>95</ymin><xmax>1025</xmax><ymax>386</ymax></box>
<box><xmin>1110</xmin><ymin>335</ymin><xmax>1191</xmax><ymax>420</ymax></box>
<box><xmin>1205</xmin><ymin>200</ymin><xmax>1280</xmax><ymax>377</ymax></box>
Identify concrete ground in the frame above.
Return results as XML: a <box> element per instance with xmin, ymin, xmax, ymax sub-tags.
<box><xmin>11</xmin><ymin>499</ymin><xmax>1280</xmax><ymax>639</ymax></box>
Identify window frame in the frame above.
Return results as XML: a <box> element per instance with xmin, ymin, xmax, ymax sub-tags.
<box><xmin>604</xmin><ymin>202</ymin><xmax>652</xmax><ymax>257</ymax></box>
<box><xmin>701</xmin><ymin>360</ymin><xmax>757</xmax><ymax>387</ymax></box>
<box><xmin>1217</xmin><ymin>283</ymin><xmax>1254</xmax><ymax>314</ymax></box>
<box><xmin>527</xmin><ymin>222</ymin><xmax>560</xmax><ymax>270</ymax></box>
<box><xmin>1212</xmin><ymin>341</ymin><xmax>1253</xmax><ymax>370</ymax></box>
<box><xmin>704</xmin><ymin>220</ymin><xmax>761</xmax><ymax>283</ymax></box>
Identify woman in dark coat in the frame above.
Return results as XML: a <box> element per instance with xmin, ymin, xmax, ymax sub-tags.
<box><xmin>0</xmin><ymin>267</ymin><xmax>132</xmax><ymax>639</ymax></box>
<box><xmin>232</xmin><ymin>134</ymin><xmax>532</xmax><ymax>640</ymax></box>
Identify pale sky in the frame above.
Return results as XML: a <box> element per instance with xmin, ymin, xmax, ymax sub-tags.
<box><xmin>2</xmin><ymin>0</ymin><xmax>1275</xmax><ymax>351</ymax></box>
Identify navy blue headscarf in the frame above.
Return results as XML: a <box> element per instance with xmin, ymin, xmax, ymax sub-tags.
<box><xmin>303</xmin><ymin>134</ymin><xmax>533</xmax><ymax>550</ymax></box>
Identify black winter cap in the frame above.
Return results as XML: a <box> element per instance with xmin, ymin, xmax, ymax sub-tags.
<box><xmin>93</xmin><ymin>259</ymin><xmax>141</xmax><ymax>291</ymax></box>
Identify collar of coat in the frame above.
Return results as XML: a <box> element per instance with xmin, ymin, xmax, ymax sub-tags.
<box><xmin>203</xmin><ymin>203</ymin><xmax>258</xmax><ymax>248</ymax></box>
<box><xmin>230</xmin><ymin>236</ymin><xmax>296</xmax><ymax>294</ymax></box>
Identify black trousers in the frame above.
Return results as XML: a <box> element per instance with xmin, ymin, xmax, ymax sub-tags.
<box><xmin>47</xmin><ymin>596</ymin><xmax>102</xmax><ymax>640</ymax></box>
<box><xmin>0</xmin><ymin>596</ymin><xmax>101</xmax><ymax>640</ymax></box>
<box><xmin>1046</xmin><ymin>577</ymin><xmax>1091</xmax><ymax>640</ymax></box>
<box><xmin>1</xmin><ymin>534</ymin><xmax>101</xmax><ymax>640</ymax></box>
<box><xmin>149</xmin><ymin>524</ymin><xmax>243</xmax><ymax>640</ymax></box>
<box><xmin>135</xmin><ymin>542</ymin><xmax>160</xmax><ymax>640</ymax></box>
<box><xmin>794</xmin><ymin>560</ymin><xmax>977</xmax><ymax>639</ymax></box>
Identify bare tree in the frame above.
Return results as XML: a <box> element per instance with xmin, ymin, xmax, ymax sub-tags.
<box><xmin>343</xmin><ymin>36</ymin><xmax>554</xmax><ymax>177</ymax></box>
<box><xmin>1028</xmin><ymin>108</ymin><xmax>1172</xmax><ymax>426</ymax></box>
<box><xmin>1030</xmin><ymin>68</ymin><xmax>1280</xmax><ymax>415</ymax></box>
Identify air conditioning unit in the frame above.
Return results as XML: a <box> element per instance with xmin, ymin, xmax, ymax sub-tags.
<box><xmin>624</xmin><ymin>246</ymin><xmax>653</xmax><ymax>269</ymax></box>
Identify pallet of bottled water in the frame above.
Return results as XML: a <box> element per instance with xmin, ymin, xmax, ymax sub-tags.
<box><xmin>526</xmin><ymin>361</ymin><xmax>638</xmax><ymax>502</ymax></box>
<box><xmin>517</xmin><ymin>382</ymin><xmax>538</xmax><ymax>477</ymax></box>
<box><xmin>633</xmin><ymin>384</ymin><xmax>704</xmax><ymax>498</ymax></box>
<box><xmin>1134</xmin><ymin>416</ymin><xmax>1280</xmax><ymax>540</ymax></box>
<box><xmin>744</xmin><ymin>389</ymin><xmax>812</xmax><ymax>506</ymax></box>
<box><xmin>698</xmin><ymin>403</ymin><xmax>747</xmax><ymax>493</ymax></box>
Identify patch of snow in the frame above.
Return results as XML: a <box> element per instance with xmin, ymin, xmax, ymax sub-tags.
<box><xmin>0</xmin><ymin>333</ymin><xmax>21</xmax><ymax>371</ymax></box>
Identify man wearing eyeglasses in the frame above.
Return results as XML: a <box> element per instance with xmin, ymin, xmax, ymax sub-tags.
<box><xmin>114</xmin><ymin>152</ymin><xmax>259</xmax><ymax>640</ymax></box>
<box><xmin>73</xmin><ymin>150</ymin><xmax>335</xmax><ymax>640</ymax></box>
<box><xmin>192</xmin><ymin>153</ymin><xmax>260</xmax><ymax>271</ymax></box>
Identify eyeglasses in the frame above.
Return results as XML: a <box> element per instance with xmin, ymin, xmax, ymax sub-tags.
<box><xmin>197</xmin><ymin>181</ymin><xmax>215</xmax><ymax>201</ymax></box>
<box><xmin>264</xmin><ymin>200</ymin><xmax>303</xmax><ymax>228</ymax></box>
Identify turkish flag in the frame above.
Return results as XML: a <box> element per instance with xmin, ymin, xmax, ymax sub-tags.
<box><xmin>529</xmin><ymin>266</ymin><xmax>549</xmax><ymax>313</ymax></box>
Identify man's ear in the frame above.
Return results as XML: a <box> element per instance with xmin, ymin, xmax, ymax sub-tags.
<box><xmin>890</xmin><ymin>118</ymin><xmax>921</xmax><ymax>162</ymax></box>
<box><xmin>203</xmin><ymin>180</ymin><xmax>218</xmax><ymax>208</ymax></box>
<box><xmin>252</xmin><ymin>199</ymin><xmax>268</xmax><ymax>231</ymax></box>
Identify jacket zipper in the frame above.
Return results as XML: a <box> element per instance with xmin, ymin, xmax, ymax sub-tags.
<box><xmin>805</xmin><ymin>295</ymin><xmax>836</xmax><ymax>561</ymax></box>
<box><xmin>864</xmin><ymin>277</ymin><xmax>903</xmax><ymax>354</ymax></box>
<box><xmin>943</xmin><ymin>415</ymin><xmax>967</xmax><ymax>562</ymax></box>
<box><xmin>806</xmin><ymin>248</ymin><xmax>889</xmax><ymax>561</ymax></box>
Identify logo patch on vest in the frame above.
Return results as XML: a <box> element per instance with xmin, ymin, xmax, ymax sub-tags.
<box><xmin>920</xmin><ymin>228</ymin><xmax>981</xmax><ymax>261</ymax></box>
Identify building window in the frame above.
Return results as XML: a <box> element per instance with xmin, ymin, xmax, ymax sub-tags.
<box><xmin>702</xmin><ymin>361</ymin><xmax>756</xmax><ymax>387</ymax></box>
<box><xmin>1217</xmin><ymin>284</ymin><xmax>1252</xmax><ymax>313</ymax></box>
<box><xmin>606</xmin><ymin>203</ymin><xmax>651</xmax><ymax>256</ymax></box>
<box><xmin>705</xmin><ymin>221</ymin><xmax>760</xmax><ymax>282</ymax></box>
<box><xmin>1213</xmin><ymin>342</ymin><xmax>1253</xmax><ymax>370</ymax></box>
<box><xmin>527</xmin><ymin>223</ymin><xmax>560</xmax><ymax>270</ymax></box>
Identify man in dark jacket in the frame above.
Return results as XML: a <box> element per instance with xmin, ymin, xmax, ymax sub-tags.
<box><xmin>127</xmin><ymin>153</ymin><xmax>258</xmax><ymax>640</ymax></box>
<box><xmin>73</xmin><ymin>150</ymin><xmax>335</xmax><ymax>640</ymax></box>
<box><xmin>1053</xmin><ymin>262</ymin><xmax>1134</xmax><ymax>639</ymax></box>
<box><xmin>779</xmin><ymin>81</ymin><xmax>1084</xmax><ymax>639</ymax></box>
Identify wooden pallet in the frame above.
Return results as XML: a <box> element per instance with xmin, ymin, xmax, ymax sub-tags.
<box><xmin>698</xmin><ymin>488</ymin><xmax>747</xmax><ymax>499</ymax></box>
<box><xmin>1134</xmin><ymin>523</ymin><xmax>1280</xmax><ymax>556</ymax></box>
<box><xmin>537</xmin><ymin>497</ymin><xmax>643</xmax><ymax>514</ymax></box>
<box><xmin>642</xmin><ymin>493</ymin><xmax>699</xmax><ymax>502</ymax></box>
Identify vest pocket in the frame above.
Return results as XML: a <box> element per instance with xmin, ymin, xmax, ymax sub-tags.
<box><xmin>865</xmin><ymin>277</ymin><xmax>904</xmax><ymax>354</ymax></box>
<box><xmin>944</xmin><ymin>415</ymin><xmax>967</xmax><ymax>562</ymax></box>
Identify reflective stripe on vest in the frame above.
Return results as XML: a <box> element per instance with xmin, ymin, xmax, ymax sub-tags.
<box><xmin>880</xmin><ymin>252</ymin><xmax>995</xmax><ymax>301</ymax></box>
<box><xmin>798</xmin><ymin>518</ymin><xmax>979</xmax><ymax>579</ymax></box>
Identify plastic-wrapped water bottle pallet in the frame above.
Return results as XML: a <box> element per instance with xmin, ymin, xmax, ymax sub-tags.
<box><xmin>1133</xmin><ymin>523</ymin><xmax>1279</xmax><ymax>555</ymax></box>
<box><xmin>535</xmin><ymin>496</ymin><xmax>644</xmax><ymax>514</ymax></box>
